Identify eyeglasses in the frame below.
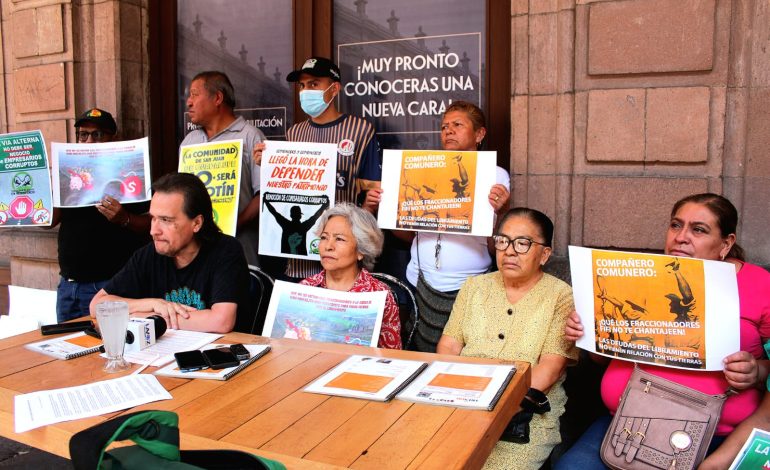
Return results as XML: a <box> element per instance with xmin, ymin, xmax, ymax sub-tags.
<box><xmin>493</xmin><ymin>235</ymin><xmax>548</xmax><ymax>254</ymax></box>
<box><xmin>77</xmin><ymin>130</ymin><xmax>110</xmax><ymax>142</ymax></box>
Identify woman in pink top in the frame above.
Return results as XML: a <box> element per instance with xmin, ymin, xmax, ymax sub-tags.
<box><xmin>555</xmin><ymin>193</ymin><xmax>770</xmax><ymax>469</ymax></box>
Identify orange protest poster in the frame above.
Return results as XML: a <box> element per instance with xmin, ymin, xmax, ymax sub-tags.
<box><xmin>570</xmin><ymin>246</ymin><xmax>740</xmax><ymax>371</ymax></box>
<box><xmin>378</xmin><ymin>149</ymin><xmax>498</xmax><ymax>236</ymax></box>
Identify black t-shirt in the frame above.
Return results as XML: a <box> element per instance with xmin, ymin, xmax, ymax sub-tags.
<box><xmin>104</xmin><ymin>233</ymin><xmax>253</xmax><ymax>332</ymax></box>
<box><xmin>57</xmin><ymin>201</ymin><xmax>150</xmax><ymax>282</ymax></box>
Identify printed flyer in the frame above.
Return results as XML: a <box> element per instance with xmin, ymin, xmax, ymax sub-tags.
<box><xmin>259</xmin><ymin>140</ymin><xmax>337</xmax><ymax>259</ymax></box>
<box><xmin>178</xmin><ymin>139</ymin><xmax>242</xmax><ymax>236</ymax></box>
<box><xmin>569</xmin><ymin>246</ymin><xmax>740</xmax><ymax>371</ymax></box>
<box><xmin>378</xmin><ymin>149</ymin><xmax>497</xmax><ymax>236</ymax></box>
<box><xmin>728</xmin><ymin>428</ymin><xmax>770</xmax><ymax>470</ymax></box>
<box><xmin>0</xmin><ymin>130</ymin><xmax>53</xmax><ymax>226</ymax></box>
<box><xmin>52</xmin><ymin>137</ymin><xmax>151</xmax><ymax>208</ymax></box>
<box><xmin>262</xmin><ymin>281</ymin><xmax>386</xmax><ymax>347</ymax></box>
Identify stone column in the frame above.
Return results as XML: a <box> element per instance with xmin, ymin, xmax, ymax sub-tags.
<box><xmin>0</xmin><ymin>0</ymin><xmax>148</xmax><ymax>304</ymax></box>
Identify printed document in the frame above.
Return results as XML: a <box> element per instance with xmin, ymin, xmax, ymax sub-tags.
<box><xmin>14</xmin><ymin>374</ymin><xmax>172</xmax><ymax>432</ymax></box>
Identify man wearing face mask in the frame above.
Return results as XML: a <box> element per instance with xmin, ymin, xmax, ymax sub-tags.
<box><xmin>258</xmin><ymin>57</ymin><xmax>382</xmax><ymax>281</ymax></box>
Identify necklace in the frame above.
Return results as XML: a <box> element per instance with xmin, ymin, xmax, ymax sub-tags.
<box><xmin>434</xmin><ymin>234</ymin><xmax>442</xmax><ymax>269</ymax></box>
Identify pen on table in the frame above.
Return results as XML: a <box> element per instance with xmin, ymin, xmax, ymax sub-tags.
<box><xmin>132</xmin><ymin>354</ymin><xmax>159</xmax><ymax>375</ymax></box>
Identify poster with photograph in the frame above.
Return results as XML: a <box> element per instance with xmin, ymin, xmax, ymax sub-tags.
<box><xmin>259</xmin><ymin>140</ymin><xmax>337</xmax><ymax>259</ymax></box>
<box><xmin>179</xmin><ymin>139</ymin><xmax>242</xmax><ymax>236</ymax></box>
<box><xmin>262</xmin><ymin>281</ymin><xmax>386</xmax><ymax>347</ymax></box>
<box><xmin>378</xmin><ymin>149</ymin><xmax>497</xmax><ymax>236</ymax></box>
<box><xmin>52</xmin><ymin>138</ymin><xmax>151</xmax><ymax>208</ymax></box>
<box><xmin>0</xmin><ymin>130</ymin><xmax>53</xmax><ymax>226</ymax></box>
<box><xmin>569</xmin><ymin>246</ymin><xmax>740</xmax><ymax>371</ymax></box>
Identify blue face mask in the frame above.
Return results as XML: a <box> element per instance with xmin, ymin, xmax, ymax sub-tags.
<box><xmin>299</xmin><ymin>83</ymin><xmax>334</xmax><ymax>118</ymax></box>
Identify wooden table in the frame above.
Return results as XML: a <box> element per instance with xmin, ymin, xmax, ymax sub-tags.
<box><xmin>0</xmin><ymin>330</ymin><xmax>529</xmax><ymax>469</ymax></box>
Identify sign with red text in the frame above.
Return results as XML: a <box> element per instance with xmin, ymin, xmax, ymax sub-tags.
<box><xmin>259</xmin><ymin>140</ymin><xmax>337</xmax><ymax>260</ymax></box>
<box><xmin>569</xmin><ymin>246</ymin><xmax>740</xmax><ymax>371</ymax></box>
<box><xmin>262</xmin><ymin>281</ymin><xmax>386</xmax><ymax>347</ymax></box>
<box><xmin>52</xmin><ymin>138</ymin><xmax>151</xmax><ymax>208</ymax></box>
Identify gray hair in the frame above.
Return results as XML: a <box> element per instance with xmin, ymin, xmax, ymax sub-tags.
<box><xmin>315</xmin><ymin>203</ymin><xmax>383</xmax><ymax>271</ymax></box>
<box><xmin>192</xmin><ymin>71</ymin><xmax>236</xmax><ymax>109</ymax></box>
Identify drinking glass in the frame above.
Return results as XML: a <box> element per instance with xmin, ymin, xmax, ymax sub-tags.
<box><xmin>95</xmin><ymin>301</ymin><xmax>130</xmax><ymax>373</ymax></box>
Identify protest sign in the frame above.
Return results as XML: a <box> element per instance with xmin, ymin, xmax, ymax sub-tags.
<box><xmin>378</xmin><ymin>149</ymin><xmax>497</xmax><ymax>236</ymax></box>
<box><xmin>262</xmin><ymin>281</ymin><xmax>387</xmax><ymax>347</ymax></box>
<box><xmin>569</xmin><ymin>246</ymin><xmax>740</xmax><ymax>371</ymax></box>
<box><xmin>52</xmin><ymin>137</ymin><xmax>151</xmax><ymax>208</ymax></box>
<box><xmin>0</xmin><ymin>130</ymin><xmax>52</xmax><ymax>226</ymax></box>
<box><xmin>259</xmin><ymin>140</ymin><xmax>337</xmax><ymax>259</ymax></box>
<box><xmin>178</xmin><ymin>139</ymin><xmax>242</xmax><ymax>236</ymax></box>
<box><xmin>729</xmin><ymin>428</ymin><xmax>770</xmax><ymax>470</ymax></box>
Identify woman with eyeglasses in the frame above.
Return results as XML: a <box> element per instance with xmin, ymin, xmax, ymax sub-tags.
<box><xmin>437</xmin><ymin>208</ymin><xmax>577</xmax><ymax>469</ymax></box>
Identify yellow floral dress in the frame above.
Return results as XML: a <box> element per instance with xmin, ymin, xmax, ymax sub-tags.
<box><xmin>442</xmin><ymin>271</ymin><xmax>577</xmax><ymax>469</ymax></box>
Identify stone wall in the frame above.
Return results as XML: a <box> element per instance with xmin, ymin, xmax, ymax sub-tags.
<box><xmin>510</xmin><ymin>0</ymin><xmax>770</xmax><ymax>266</ymax></box>
<box><xmin>0</xmin><ymin>0</ymin><xmax>149</xmax><ymax>308</ymax></box>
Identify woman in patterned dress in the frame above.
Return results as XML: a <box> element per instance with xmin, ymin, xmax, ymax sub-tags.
<box><xmin>437</xmin><ymin>207</ymin><xmax>577</xmax><ymax>469</ymax></box>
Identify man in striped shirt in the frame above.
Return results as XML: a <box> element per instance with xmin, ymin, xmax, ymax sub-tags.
<box><xmin>263</xmin><ymin>57</ymin><xmax>382</xmax><ymax>281</ymax></box>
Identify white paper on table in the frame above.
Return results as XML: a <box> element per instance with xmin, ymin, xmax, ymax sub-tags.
<box><xmin>569</xmin><ymin>246</ymin><xmax>740</xmax><ymax>371</ymax></box>
<box><xmin>397</xmin><ymin>361</ymin><xmax>516</xmax><ymax>410</ymax></box>
<box><xmin>119</xmin><ymin>330</ymin><xmax>222</xmax><ymax>367</ymax></box>
<box><xmin>8</xmin><ymin>285</ymin><xmax>58</xmax><ymax>326</ymax></box>
<box><xmin>14</xmin><ymin>374</ymin><xmax>172</xmax><ymax>433</ymax></box>
<box><xmin>304</xmin><ymin>355</ymin><xmax>427</xmax><ymax>401</ymax></box>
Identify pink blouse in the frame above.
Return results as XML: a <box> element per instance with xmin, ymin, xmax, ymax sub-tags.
<box><xmin>301</xmin><ymin>269</ymin><xmax>402</xmax><ymax>349</ymax></box>
<box><xmin>600</xmin><ymin>262</ymin><xmax>770</xmax><ymax>435</ymax></box>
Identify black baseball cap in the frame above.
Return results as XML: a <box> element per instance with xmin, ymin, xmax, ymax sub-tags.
<box><xmin>74</xmin><ymin>108</ymin><xmax>117</xmax><ymax>134</ymax></box>
<box><xmin>286</xmin><ymin>57</ymin><xmax>341</xmax><ymax>82</ymax></box>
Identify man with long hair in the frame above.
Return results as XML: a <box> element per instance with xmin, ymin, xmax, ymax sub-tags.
<box><xmin>89</xmin><ymin>173</ymin><xmax>251</xmax><ymax>333</ymax></box>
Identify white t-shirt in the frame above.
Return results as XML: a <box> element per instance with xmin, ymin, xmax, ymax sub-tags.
<box><xmin>406</xmin><ymin>166</ymin><xmax>511</xmax><ymax>292</ymax></box>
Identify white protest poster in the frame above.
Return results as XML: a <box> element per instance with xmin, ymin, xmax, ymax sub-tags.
<box><xmin>259</xmin><ymin>140</ymin><xmax>337</xmax><ymax>260</ymax></box>
<box><xmin>51</xmin><ymin>138</ymin><xmax>151</xmax><ymax>208</ymax></box>
<box><xmin>569</xmin><ymin>246</ymin><xmax>740</xmax><ymax>371</ymax></box>
<box><xmin>378</xmin><ymin>149</ymin><xmax>497</xmax><ymax>236</ymax></box>
<box><xmin>262</xmin><ymin>281</ymin><xmax>386</xmax><ymax>347</ymax></box>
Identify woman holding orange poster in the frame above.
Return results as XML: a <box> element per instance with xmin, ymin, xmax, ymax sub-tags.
<box><xmin>393</xmin><ymin>101</ymin><xmax>510</xmax><ymax>352</ymax></box>
<box><xmin>557</xmin><ymin>193</ymin><xmax>770</xmax><ymax>468</ymax></box>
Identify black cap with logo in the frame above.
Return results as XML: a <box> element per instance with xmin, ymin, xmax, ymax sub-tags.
<box><xmin>74</xmin><ymin>108</ymin><xmax>117</xmax><ymax>135</ymax></box>
<box><xmin>286</xmin><ymin>57</ymin><xmax>341</xmax><ymax>82</ymax></box>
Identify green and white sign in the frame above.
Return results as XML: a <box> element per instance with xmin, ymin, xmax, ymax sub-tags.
<box><xmin>0</xmin><ymin>130</ymin><xmax>53</xmax><ymax>226</ymax></box>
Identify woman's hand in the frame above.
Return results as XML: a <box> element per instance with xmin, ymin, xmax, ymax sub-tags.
<box><xmin>362</xmin><ymin>188</ymin><xmax>382</xmax><ymax>214</ymax></box>
<box><xmin>723</xmin><ymin>351</ymin><xmax>759</xmax><ymax>390</ymax></box>
<box><xmin>564</xmin><ymin>310</ymin><xmax>584</xmax><ymax>342</ymax></box>
<box><xmin>488</xmin><ymin>184</ymin><xmax>510</xmax><ymax>213</ymax></box>
<box><xmin>253</xmin><ymin>142</ymin><xmax>266</xmax><ymax>165</ymax></box>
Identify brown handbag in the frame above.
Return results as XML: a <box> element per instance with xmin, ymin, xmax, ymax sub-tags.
<box><xmin>600</xmin><ymin>365</ymin><xmax>726</xmax><ymax>470</ymax></box>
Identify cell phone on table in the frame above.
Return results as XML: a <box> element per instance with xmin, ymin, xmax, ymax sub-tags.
<box><xmin>202</xmin><ymin>347</ymin><xmax>240</xmax><ymax>370</ymax></box>
<box><xmin>174</xmin><ymin>350</ymin><xmax>208</xmax><ymax>372</ymax></box>
<box><xmin>41</xmin><ymin>320</ymin><xmax>93</xmax><ymax>336</ymax></box>
<box><xmin>228</xmin><ymin>344</ymin><xmax>250</xmax><ymax>361</ymax></box>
